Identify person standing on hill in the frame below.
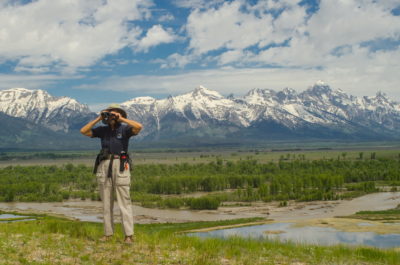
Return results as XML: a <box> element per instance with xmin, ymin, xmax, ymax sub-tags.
<box><xmin>80</xmin><ymin>104</ymin><xmax>142</xmax><ymax>244</ymax></box>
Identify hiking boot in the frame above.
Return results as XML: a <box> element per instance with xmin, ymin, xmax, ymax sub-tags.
<box><xmin>99</xmin><ymin>235</ymin><xmax>112</xmax><ymax>242</ymax></box>
<box><xmin>124</xmin><ymin>236</ymin><xmax>133</xmax><ymax>244</ymax></box>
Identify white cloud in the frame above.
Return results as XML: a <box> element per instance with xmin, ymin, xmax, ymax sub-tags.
<box><xmin>158</xmin><ymin>13</ymin><xmax>175</xmax><ymax>22</ymax></box>
<box><xmin>305</xmin><ymin>0</ymin><xmax>400</xmax><ymax>54</ymax></box>
<box><xmin>0</xmin><ymin>73</ymin><xmax>77</xmax><ymax>90</ymax></box>
<box><xmin>14</xmin><ymin>66</ymin><xmax>51</xmax><ymax>74</ymax></box>
<box><xmin>0</xmin><ymin>0</ymin><xmax>168</xmax><ymax>72</ymax></box>
<box><xmin>245</xmin><ymin>0</ymin><xmax>302</xmax><ymax>12</ymax></box>
<box><xmin>148</xmin><ymin>0</ymin><xmax>400</xmax><ymax>100</ymax></box>
<box><xmin>218</xmin><ymin>50</ymin><xmax>244</xmax><ymax>65</ymax></box>
<box><xmin>137</xmin><ymin>25</ymin><xmax>177</xmax><ymax>52</ymax></box>
<box><xmin>159</xmin><ymin>52</ymin><xmax>198</xmax><ymax>68</ymax></box>
<box><xmin>75</xmin><ymin>63</ymin><xmax>400</xmax><ymax>101</ymax></box>
<box><xmin>173</xmin><ymin>0</ymin><xmax>225</xmax><ymax>9</ymax></box>
<box><xmin>241</xmin><ymin>0</ymin><xmax>400</xmax><ymax>70</ymax></box>
<box><xmin>186</xmin><ymin>1</ymin><xmax>275</xmax><ymax>54</ymax></box>
<box><xmin>176</xmin><ymin>0</ymin><xmax>400</xmax><ymax>66</ymax></box>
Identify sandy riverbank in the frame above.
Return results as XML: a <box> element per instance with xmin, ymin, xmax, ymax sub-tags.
<box><xmin>219</xmin><ymin>192</ymin><xmax>400</xmax><ymax>221</ymax></box>
<box><xmin>0</xmin><ymin>192</ymin><xmax>399</xmax><ymax>224</ymax></box>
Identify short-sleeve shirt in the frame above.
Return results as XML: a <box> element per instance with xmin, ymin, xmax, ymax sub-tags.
<box><xmin>91</xmin><ymin>123</ymin><xmax>135</xmax><ymax>154</ymax></box>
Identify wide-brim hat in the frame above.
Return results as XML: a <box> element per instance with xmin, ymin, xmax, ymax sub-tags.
<box><xmin>105</xmin><ymin>104</ymin><xmax>127</xmax><ymax>118</ymax></box>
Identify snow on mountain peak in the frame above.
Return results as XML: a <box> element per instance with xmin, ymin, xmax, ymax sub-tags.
<box><xmin>0</xmin><ymin>87</ymin><xmax>91</xmax><ymax>132</ymax></box>
<box><xmin>122</xmin><ymin>96</ymin><xmax>156</xmax><ymax>106</ymax></box>
<box><xmin>368</xmin><ymin>91</ymin><xmax>395</xmax><ymax>108</ymax></box>
<box><xmin>275</xmin><ymin>88</ymin><xmax>298</xmax><ymax>103</ymax></box>
<box><xmin>375</xmin><ymin>91</ymin><xmax>387</xmax><ymax>99</ymax></box>
<box><xmin>2</xmin><ymin>84</ymin><xmax>400</xmax><ymax>140</ymax></box>
<box><xmin>245</xmin><ymin>88</ymin><xmax>272</xmax><ymax>97</ymax></box>
<box><xmin>243</xmin><ymin>88</ymin><xmax>276</xmax><ymax>106</ymax></box>
<box><xmin>282</xmin><ymin>87</ymin><xmax>297</xmax><ymax>94</ymax></box>
<box><xmin>307</xmin><ymin>82</ymin><xmax>333</xmax><ymax>96</ymax></box>
<box><xmin>191</xmin><ymin>85</ymin><xmax>223</xmax><ymax>99</ymax></box>
<box><xmin>315</xmin><ymin>80</ymin><xmax>327</xmax><ymax>86</ymax></box>
<box><xmin>4</xmin><ymin>87</ymin><xmax>31</xmax><ymax>92</ymax></box>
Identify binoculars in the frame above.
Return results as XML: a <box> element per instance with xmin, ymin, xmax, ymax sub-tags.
<box><xmin>101</xmin><ymin>111</ymin><xmax>117</xmax><ymax>124</ymax></box>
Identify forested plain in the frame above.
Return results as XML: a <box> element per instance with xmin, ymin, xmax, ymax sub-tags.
<box><xmin>0</xmin><ymin>151</ymin><xmax>399</xmax><ymax>209</ymax></box>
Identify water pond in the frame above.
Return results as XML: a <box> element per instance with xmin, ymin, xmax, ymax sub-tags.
<box><xmin>0</xmin><ymin>214</ymin><xmax>36</xmax><ymax>223</ymax></box>
<box><xmin>189</xmin><ymin>222</ymin><xmax>400</xmax><ymax>249</ymax></box>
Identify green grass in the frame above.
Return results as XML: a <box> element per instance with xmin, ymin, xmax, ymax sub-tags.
<box><xmin>356</xmin><ymin>208</ymin><xmax>400</xmax><ymax>215</ymax></box>
<box><xmin>0</xmin><ymin>213</ymin><xmax>399</xmax><ymax>265</ymax></box>
<box><xmin>338</xmin><ymin>205</ymin><xmax>400</xmax><ymax>221</ymax></box>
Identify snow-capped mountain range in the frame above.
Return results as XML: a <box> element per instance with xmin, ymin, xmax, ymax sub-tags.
<box><xmin>0</xmin><ymin>88</ymin><xmax>95</xmax><ymax>132</ymax></box>
<box><xmin>120</xmin><ymin>82</ymin><xmax>400</xmax><ymax>140</ymax></box>
<box><xmin>1</xmin><ymin>82</ymin><xmax>400</xmax><ymax>146</ymax></box>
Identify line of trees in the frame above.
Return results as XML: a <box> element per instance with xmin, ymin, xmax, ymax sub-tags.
<box><xmin>132</xmin><ymin>158</ymin><xmax>399</xmax><ymax>198</ymax></box>
<box><xmin>0</xmin><ymin>158</ymin><xmax>399</xmax><ymax>207</ymax></box>
<box><xmin>0</xmin><ymin>164</ymin><xmax>96</xmax><ymax>202</ymax></box>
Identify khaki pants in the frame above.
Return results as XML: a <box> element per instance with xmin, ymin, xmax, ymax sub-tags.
<box><xmin>96</xmin><ymin>159</ymin><xmax>134</xmax><ymax>236</ymax></box>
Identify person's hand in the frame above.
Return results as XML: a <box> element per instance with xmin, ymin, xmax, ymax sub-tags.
<box><xmin>98</xmin><ymin>111</ymin><xmax>107</xmax><ymax>120</ymax></box>
<box><xmin>110</xmin><ymin>111</ymin><xmax>121</xmax><ymax>121</ymax></box>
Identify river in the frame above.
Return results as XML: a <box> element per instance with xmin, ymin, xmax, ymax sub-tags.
<box><xmin>0</xmin><ymin>192</ymin><xmax>399</xmax><ymax>224</ymax></box>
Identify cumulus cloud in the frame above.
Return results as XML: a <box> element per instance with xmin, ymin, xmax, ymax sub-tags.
<box><xmin>137</xmin><ymin>25</ymin><xmax>177</xmax><ymax>52</ymax></box>
<box><xmin>176</xmin><ymin>0</ymin><xmax>310</xmax><ymax>67</ymax></box>
<box><xmin>305</xmin><ymin>0</ymin><xmax>400</xmax><ymax>54</ymax></box>
<box><xmin>186</xmin><ymin>1</ymin><xmax>275</xmax><ymax>55</ymax></box>
<box><xmin>180</xmin><ymin>0</ymin><xmax>400</xmax><ymax>68</ymax></box>
<box><xmin>147</xmin><ymin>0</ymin><xmax>400</xmax><ymax>99</ymax></box>
<box><xmin>0</xmin><ymin>0</ymin><xmax>178</xmax><ymax>72</ymax></box>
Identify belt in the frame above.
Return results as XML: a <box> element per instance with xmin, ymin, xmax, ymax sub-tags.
<box><xmin>99</xmin><ymin>154</ymin><xmax>129</xmax><ymax>178</ymax></box>
<box><xmin>104</xmin><ymin>154</ymin><xmax>120</xmax><ymax>160</ymax></box>
<box><xmin>93</xmin><ymin>151</ymin><xmax>122</xmax><ymax>175</ymax></box>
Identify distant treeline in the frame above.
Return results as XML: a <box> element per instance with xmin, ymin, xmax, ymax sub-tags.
<box><xmin>132</xmin><ymin>158</ymin><xmax>399</xmax><ymax>201</ymax></box>
<box><xmin>0</xmin><ymin>157</ymin><xmax>399</xmax><ymax>209</ymax></box>
<box><xmin>0</xmin><ymin>152</ymin><xmax>91</xmax><ymax>161</ymax></box>
<box><xmin>0</xmin><ymin>164</ymin><xmax>95</xmax><ymax>202</ymax></box>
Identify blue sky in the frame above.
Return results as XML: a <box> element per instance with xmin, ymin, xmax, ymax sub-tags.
<box><xmin>0</xmin><ymin>0</ymin><xmax>399</xmax><ymax>110</ymax></box>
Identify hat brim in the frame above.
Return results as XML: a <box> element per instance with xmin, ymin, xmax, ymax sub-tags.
<box><xmin>105</xmin><ymin>107</ymin><xmax>127</xmax><ymax>118</ymax></box>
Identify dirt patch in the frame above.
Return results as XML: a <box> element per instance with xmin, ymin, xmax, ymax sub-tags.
<box><xmin>183</xmin><ymin>220</ymin><xmax>273</xmax><ymax>233</ymax></box>
<box><xmin>292</xmin><ymin>218</ymin><xmax>400</xmax><ymax>234</ymax></box>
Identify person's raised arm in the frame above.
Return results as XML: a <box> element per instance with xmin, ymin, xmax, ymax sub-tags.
<box><xmin>112</xmin><ymin>112</ymin><xmax>143</xmax><ymax>135</ymax></box>
<box><xmin>80</xmin><ymin>115</ymin><xmax>102</xmax><ymax>137</ymax></box>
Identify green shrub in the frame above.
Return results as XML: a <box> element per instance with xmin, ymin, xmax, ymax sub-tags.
<box><xmin>188</xmin><ymin>196</ymin><xmax>220</xmax><ymax>210</ymax></box>
<box><xmin>160</xmin><ymin>198</ymin><xmax>185</xmax><ymax>209</ymax></box>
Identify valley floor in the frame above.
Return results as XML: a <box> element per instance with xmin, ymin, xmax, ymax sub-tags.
<box><xmin>1</xmin><ymin>192</ymin><xmax>398</xmax><ymax>224</ymax></box>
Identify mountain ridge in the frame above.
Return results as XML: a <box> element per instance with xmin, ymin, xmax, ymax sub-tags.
<box><xmin>120</xmin><ymin>82</ymin><xmax>400</xmax><ymax>141</ymax></box>
<box><xmin>0</xmin><ymin>87</ymin><xmax>95</xmax><ymax>132</ymax></box>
